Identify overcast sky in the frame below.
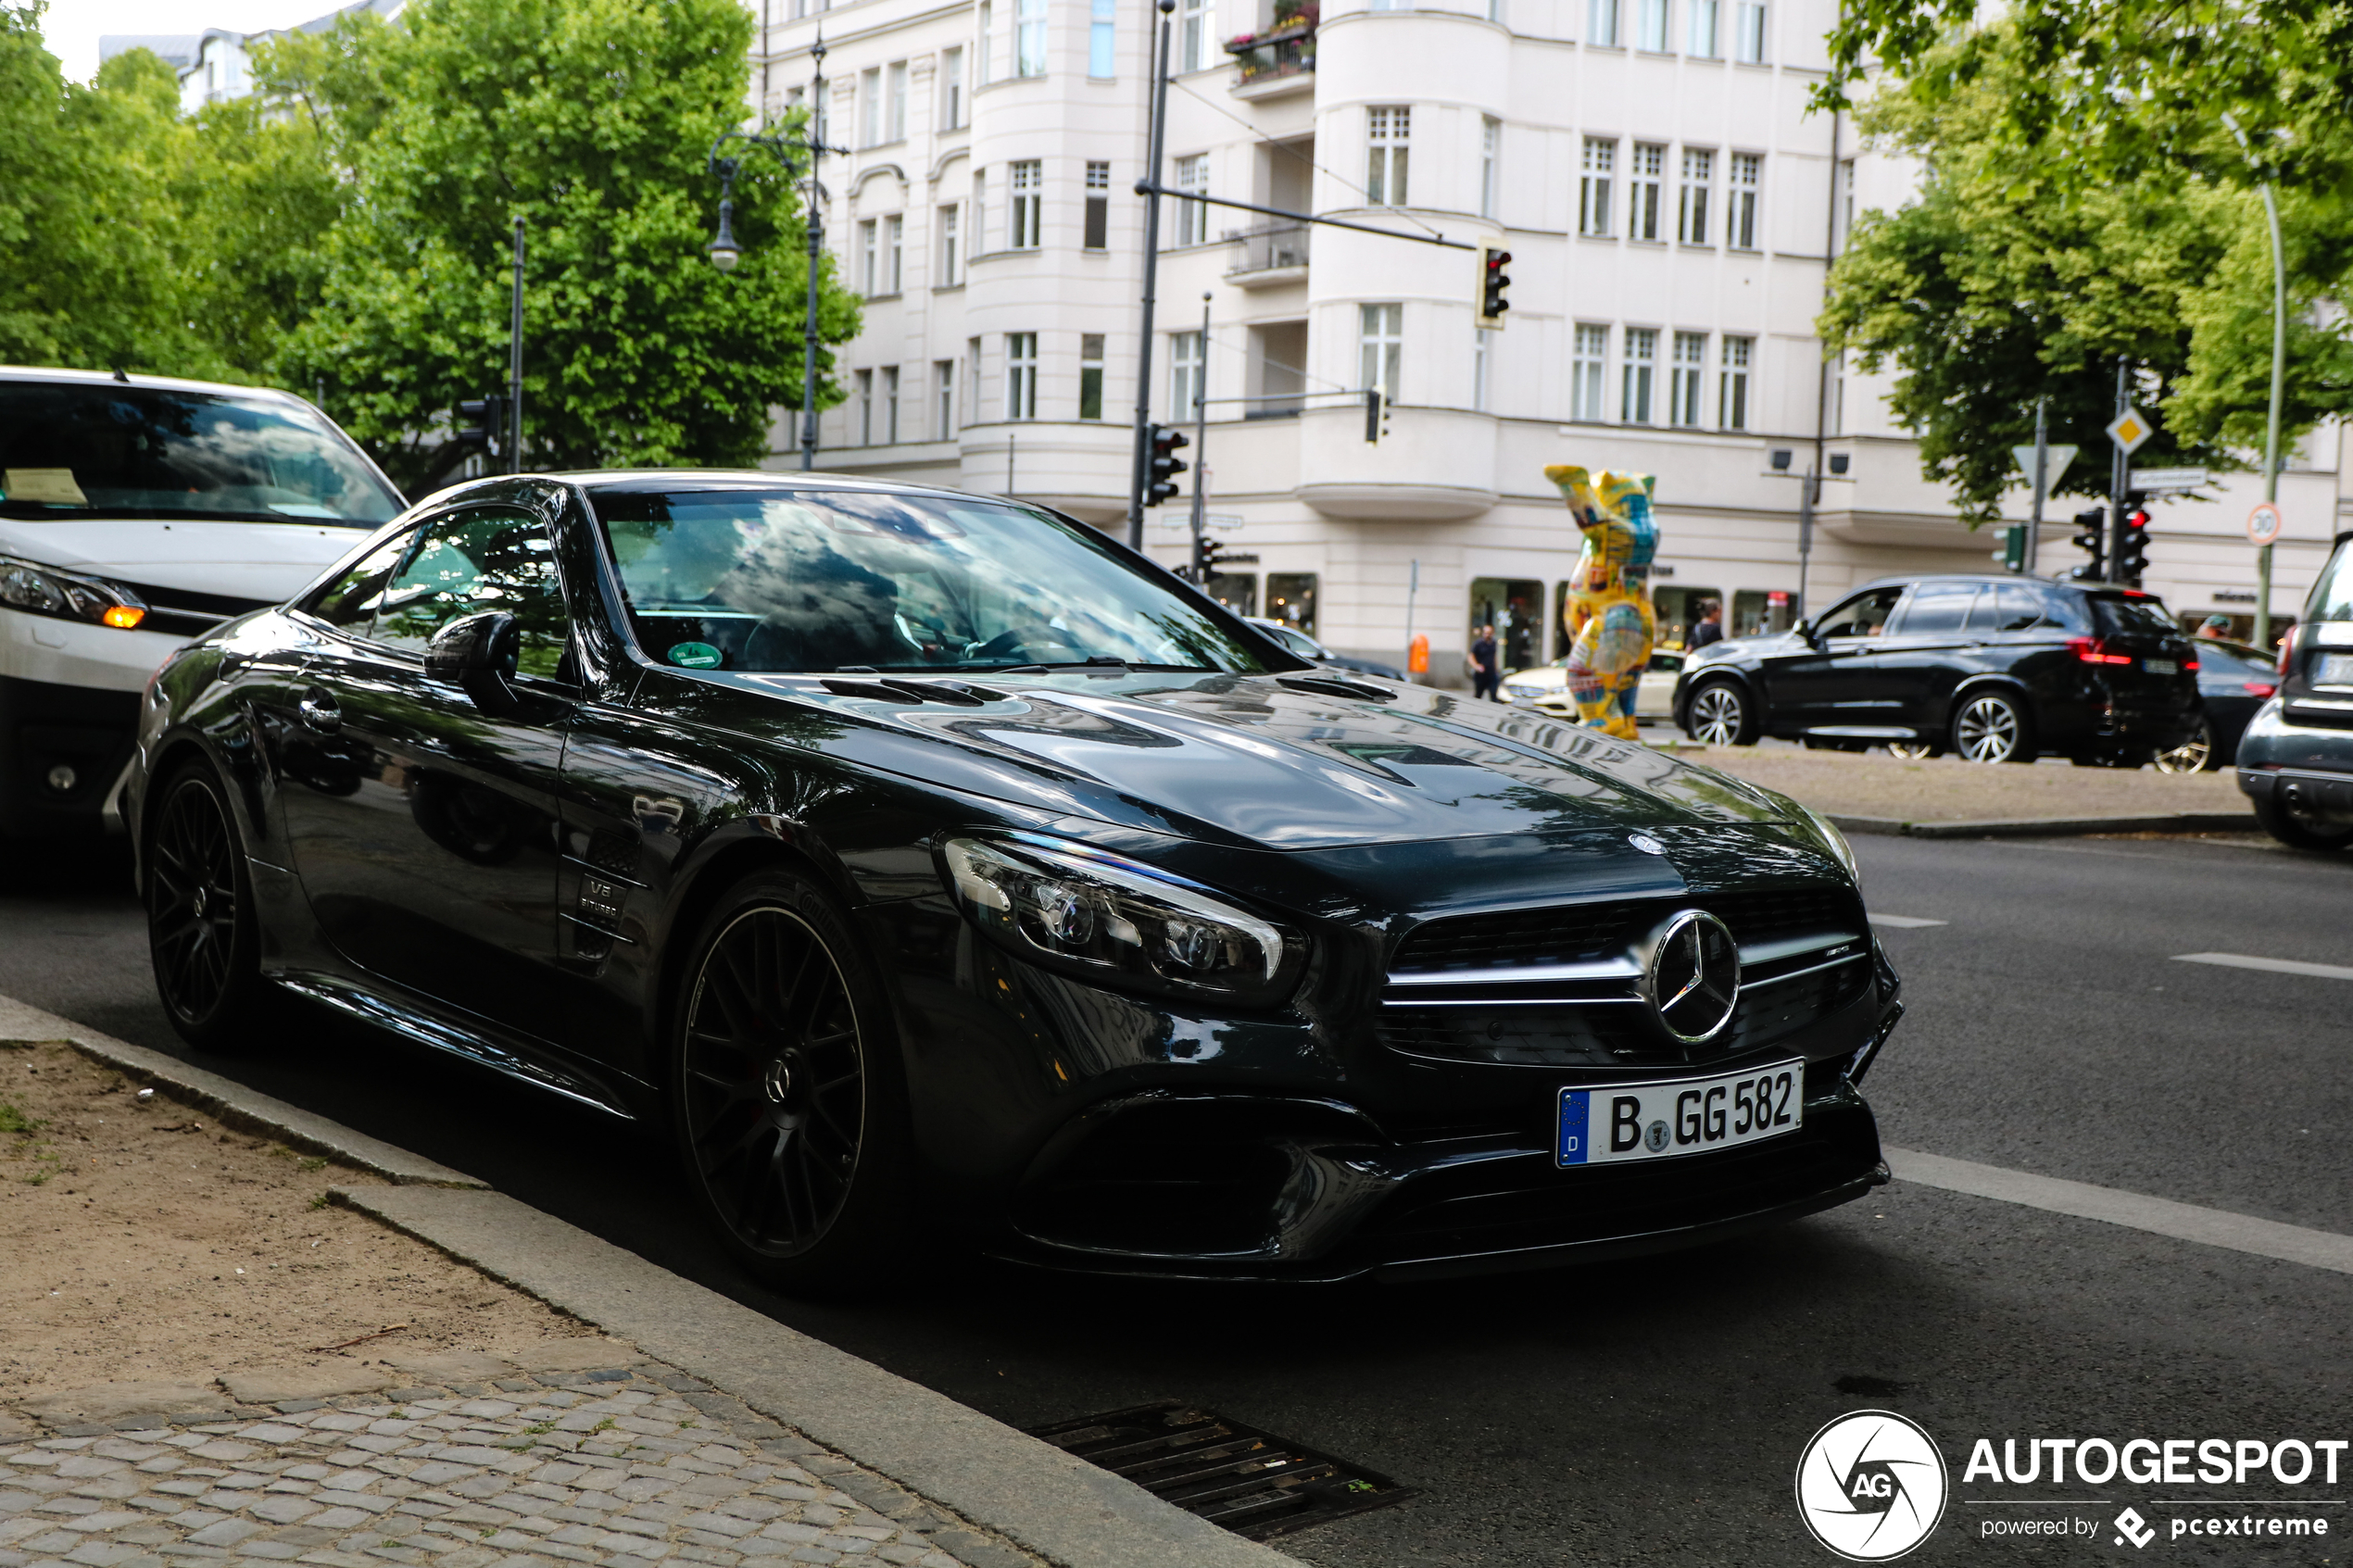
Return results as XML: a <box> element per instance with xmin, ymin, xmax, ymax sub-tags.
<box><xmin>39</xmin><ymin>0</ymin><xmax>335</xmax><ymax>84</ymax></box>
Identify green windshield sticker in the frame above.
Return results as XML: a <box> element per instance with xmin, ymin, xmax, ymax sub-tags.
<box><xmin>668</xmin><ymin>642</ymin><xmax>724</xmax><ymax>670</ymax></box>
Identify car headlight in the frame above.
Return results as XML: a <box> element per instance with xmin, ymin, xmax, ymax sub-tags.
<box><xmin>1798</xmin><ymin>804</ymin><xmax>1859</xmax><ymax>882</ymax></box>
<box><xmin>941</xmin><ymin>836</ymin><xmax>1304</xmax><ymax>1006</ymax></box>
<box><xmin>0</xmin><ymin>555</ymin><xmax>146</xmax><ymax>629</ymax></box>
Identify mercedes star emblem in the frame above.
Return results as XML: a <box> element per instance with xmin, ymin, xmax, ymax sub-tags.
<box><xmin>1640</xmin><ymin>909</ymin><xmax>1742</xmax><ymax>1045</ymax></box>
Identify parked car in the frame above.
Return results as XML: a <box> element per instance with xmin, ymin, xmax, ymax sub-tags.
<box><xmin>1246</xmin><ymin>616</ymin><xmax>1405</xmax><ymax>680</ymax></box>
<box><xmin>132</xmin><ymin>470</ymin><xmax>1902</xmax><ymax>1291</ymax></box>
<box><xmin>2238</xmin><ymin>533</ymin><xmax>2353</xmax><ymax>849</ymax></box>
<box><xmin>1514</xmin><ymin>649</ymin><xmax>1686</xmax><ymax>724</ymax></box>
<box><xmin>1672</xmin><ymin>572</ymin><xmax>2203</xmax><ymax>765</ymax></box>
<box><xmin>2155</xmin><ymin>639</ymin><xmax>2279</xmax><ymax>772</ymax></box>
<box><xmin>0</xmin><ymin>368</ymin><xmax>404</xmax><ymax>837</ymax></box>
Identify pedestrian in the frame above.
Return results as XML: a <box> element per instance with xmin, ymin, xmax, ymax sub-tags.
<box><xmin>2196</xmin><ymin>614</ymin><xmax>2233</xmax><ymax>641</ymax></box>
<box><xmin>1688</xmin><ymin>599</ymin><xmax>1725</xmax><ymax>649</ymax></box>
<box><xmin>1470</xmin><ymin>624</ymin><xmax>1501</xmax><ymax>700</ymax></box>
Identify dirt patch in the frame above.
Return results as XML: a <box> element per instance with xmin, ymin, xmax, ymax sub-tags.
<box><xmin>1680</xmin><ymin>744</ymin><xmax>2248</xmax><ymax>822</ymax></box>
<box><xmin>0</xmin><ymin>1039</ymin><xmax>597</xmax><ymax>1403</ymax></box>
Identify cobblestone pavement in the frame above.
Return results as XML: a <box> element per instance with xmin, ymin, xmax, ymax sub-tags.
<box><xmin>0</xmin><ymin>1363</ymin><xmax>1038</xmax><ymax>1568</ymax></box>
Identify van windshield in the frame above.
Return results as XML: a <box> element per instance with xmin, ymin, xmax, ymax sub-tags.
<box><xmin>0</xmin><ymin>383</ymin><xmax>403</xmax><ymax>525</ymax></box>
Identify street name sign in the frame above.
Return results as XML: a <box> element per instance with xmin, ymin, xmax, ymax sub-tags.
<box><xmin>2010</xmin><ymin>444</ymin><xmax>2078</xmax><ymax>490</ymax></box>
<box><xmin>2107</xmin><ymin>407</ymin><xmax>2158</xmax><ymax>455</ymax></box>
<box><xmin>2247</xmin><ymin>501</ymin><xmax>2284</xmax><ymax>546</ymax></box>
<box><xmin>2131</xmin><ymin>467</ymin><xmax>2208</xmax><ymax>493</ymax></box>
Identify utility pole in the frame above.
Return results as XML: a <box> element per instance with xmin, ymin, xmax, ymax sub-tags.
<box><xmin>508</xmin><ymin>217</ymin><xmax>525</xmax><ymax>474</ymax></box>
<box><xmin>2257</xmin><ymin>184</ymin><xmax>2284</xmax><ymax>646</ymax></box>
<box><xmin>1187</xmin><ymin>293</ymin><xmax>1210</xmax><ymax>575</ymax></box>
<box><xmin>1126</xmin><ymin>0</ymin><xmax>1176</xmax><ymax>550</ymax></box>
<box><xmin>2108</xmin><ymin>357</ymin><xmax>2128</xmax><ymax>583</ymax></box>
<box><xmin>801</xmin><ymin>35</ymin><xmax>831</xmax><ymax>472</ymax></box>
<box><xmin>1795</xmin><ymin>466</ymin><xmax>1816</xmax><ymax>624</ymax></box>
<box><xmin>2026</xmin><ymin>395</ymin><xmax>2048</xmax><ymax>575</ymax></box>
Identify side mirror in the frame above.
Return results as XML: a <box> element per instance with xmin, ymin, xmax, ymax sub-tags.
<box><xmin>425</xmin><ymin>610</ymin><xmax>523</xmax><ymax>717</ymax></box>
<box><xmin>1795</xmin><ymin>620</ymin><xmax>1819</xmax><ymax>646</ymax></box>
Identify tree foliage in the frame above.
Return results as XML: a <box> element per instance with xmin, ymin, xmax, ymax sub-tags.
<box><xmin>281</xmin><ymin>0</ymin><xmax>858</xmax><ymax>483</ymax></box>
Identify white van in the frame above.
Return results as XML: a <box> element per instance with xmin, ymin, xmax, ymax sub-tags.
<box><xmin>0</xmin><ymin>368</ymin><xmax>405</xmax><ymax>836</ymax></box>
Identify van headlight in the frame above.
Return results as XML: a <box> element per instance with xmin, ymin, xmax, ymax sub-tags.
<box><xmin>0</xmin><ymin>555</ymin><xmax>146</xmax><ymax>629</ymax></box>
<box><xmin>941</xmin><ymin>836</ymin><xmax>1304</xmax><ymax>1006</ymax></box>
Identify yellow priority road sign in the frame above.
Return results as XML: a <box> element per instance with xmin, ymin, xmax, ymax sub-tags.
<box><xmin>2106</xmin><ymin>406</ymin><xmax>2157</xmax><ymax>455</ymax></box>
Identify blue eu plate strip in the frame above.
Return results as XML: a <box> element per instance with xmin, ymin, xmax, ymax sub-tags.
<box><xmin>1556</xmin><ymin>1088</ymin><xmax>1589</xmax><ymax>1167</ymax></box>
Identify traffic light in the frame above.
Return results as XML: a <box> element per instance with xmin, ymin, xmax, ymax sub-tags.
<box><xmin>1145</xmin><ymin>423</ymin><xmax>1189</xmax><ymax>507</ymax></box>
<box><xmin>1192</xmin><ymin>532</ymin><xmax>1225</xmax><ymax>583</ymax></box>
<box><xmin>2068</xmin><ymin>507</ymin><xmax>2107</xmax><ymax>583</ymax></box>
<box><xmin>455</xmin><ymin>395</ymin><xmax>509</xmax><ymax>457</ymax></box>
<box><xmin>1364</xmin><ymin>387</ymin><xmax>1384</xmax><ymax>445</ymax></box>
<box><xmin>2115</xmin><ymin>505</ymin><xmax>2152</xmax><ymax>584</ymax></box>
<box><xmin>1994</xmin><ymin>523</ymin><xmax>2026</xmax><ymax>572</ymax></box>
<box><xmin>1476</xmin><ymin>244</ymin><xmax>1512</xmax><ymax>329</ymax></box>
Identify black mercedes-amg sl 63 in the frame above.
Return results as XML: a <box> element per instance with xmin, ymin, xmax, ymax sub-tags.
<box><xmin>128</xmin><ymin>471</ymin><xmax>1903</xmax><ymax>1291</ymax></box>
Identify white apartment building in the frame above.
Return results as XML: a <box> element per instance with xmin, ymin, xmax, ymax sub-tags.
<box><xmin>749</xmin><ymin>0</ymin><xmax>2344</xmax><ymax>676</ymax></box>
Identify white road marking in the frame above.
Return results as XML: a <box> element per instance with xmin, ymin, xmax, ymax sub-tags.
<box><xmin>2173</xmin><ymin>951</ymin><xmax>2353</xmax><ymax>983</ymax></box>
<box><xmin>1886</xmin><ymin>1148</ymin><xmax>2353</xmax><ymax>1278</ymax></box>
<box><xmin>1869</xmin><ymin>914</ymin><xmax>1947</xmax><ymax>928</ymax></box>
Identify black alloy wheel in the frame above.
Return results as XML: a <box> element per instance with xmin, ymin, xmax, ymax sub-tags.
<box><xmin>146</xmin><ymin>761</ymin><xmax>269</xmax><ymax>1049</ymax></box>
<box><xmin>1685</xmin><ymin>679</ymin><xmax>1757</xmax><ymax>746</ymax></box>
<box><xmin>672</xmin><ymin>870</ymin><xmax>911</xmax><ymax>1292</ymax></box>
<box><xmin>1952</xmin><ymin>691</ymin><xmax>2034</xmax><ymax>764</ymax></box>
<box><xmin>2252</xmin><ymin>793</ymin><xmax>2353</xmax><ymax>853</ymax></box>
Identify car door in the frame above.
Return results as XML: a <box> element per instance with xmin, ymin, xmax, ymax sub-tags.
<box><xmin>1757</xmin><ymin>586</ymin><xmax>1905</xmax><ymax>728</ymax></box>
<box><xmin>271</xmin><ymin>504</ymin><xmax>577</xmax><ymax>1037</ymax></box>
<box><xmin>1867</xmin><ymin>581</ymin><xmax>1984</xmax><ymax>732</ymax></box>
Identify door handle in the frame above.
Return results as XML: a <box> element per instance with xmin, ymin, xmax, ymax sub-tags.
<box><xmin>298</xmin><ymin>688</ymin><xmax>341</xmax><ymax>733</ymax></box>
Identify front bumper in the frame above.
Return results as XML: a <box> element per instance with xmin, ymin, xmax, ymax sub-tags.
<box><xmin>0</xmin><ymin>672</ymin><xmax>141</xmax><ymax>836</ymax></box>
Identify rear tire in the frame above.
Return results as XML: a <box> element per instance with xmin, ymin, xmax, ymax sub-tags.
<box><xmin>1952</xmin><ymin>691</ymin><xmax>2034</xmax><ymax>764</ymax></box>
<box><xmin>1884</xmin><ymin>740</ymin><xmax>1945</xmax><ymax>760</ymax></box>
<box><xmin>2153</xmin><ymin>723</ymin><xmax>2217</xmax><ymax>774</ymax></box>
<box><xmin>1684</xmin><ymin>680</ymin><xmax>1757</xmax><ymax>746</ymax></box>
<box><xmin>669</xmin><ymin>867</ymin><xmax>914</xmax><ymax>1296</ymax></box>
<box><xmin>145</xmin><ymin>760</ymin><xmax>271</xmax><ymax>1052</ymax></box>
<box><xmin>2252</xmin><ymin>794</ymin><xmax>2353</xmax><ymax>852</ymax></box>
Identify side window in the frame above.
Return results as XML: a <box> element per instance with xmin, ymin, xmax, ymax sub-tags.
<box><xmin>1815</xmin><ymin>587</ymin><xmax>1902</xmax><ymax>640</ymax></box>
<box><xmin>1893</xmin><ymin>583</ymin><xmax>1978</xmax><ymax>636</ymax></box>
<box><xmin>1974</xmin><ymin>583</ymin><xmax>2049</xmax><ymax>634</ymax></box>
<box><xmin>308</xmin><ymin>531</ymin><xmax>414</xmax><ymax>629</ymax></box>
<box><xmin>371</xmin><ymin>508</ymin><xmax>569</xmax><ymax>677</ymax></box>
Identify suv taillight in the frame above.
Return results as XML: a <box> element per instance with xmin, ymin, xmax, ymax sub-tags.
<box><xmin>2066</xmin><ymin>636</ymin><xmax>2134</xmax><ymax>666</ymax></box>
<box><xmin>2277</xmin><ymin>623</ymin><xmax>2307</xmax><ymax>678</ymax></box>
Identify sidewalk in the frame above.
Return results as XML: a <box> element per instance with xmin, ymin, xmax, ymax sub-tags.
<box><xmin>0</xmin><ymin>997</ymin><xmax>1302</xmax><ymax>1568</ymax></box>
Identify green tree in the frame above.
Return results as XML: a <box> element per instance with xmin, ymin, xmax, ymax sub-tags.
<box><xmin>283</xmin><ymin>0</ymin><xmax>857</xmax><ymax>483</ymax></box>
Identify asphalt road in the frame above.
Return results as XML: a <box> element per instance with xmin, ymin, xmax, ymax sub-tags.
<box><xmin>6</xmin><ymin>830</ymin><xmax>2352</xmax><ymax>1566</ymax></box>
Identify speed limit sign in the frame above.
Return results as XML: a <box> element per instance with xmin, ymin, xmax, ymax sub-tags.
<box><xmin>2247</xmin><ymin>501</ymin><xmax>2284</xmax><ymax>546</ymax></box>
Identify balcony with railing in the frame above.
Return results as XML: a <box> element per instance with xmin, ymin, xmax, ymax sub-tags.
<box><xmin>1226</xmin><ymin>1</ymin><xmax>1316</xmax><ymax>95</ymax></box>
<box><xmin>1225</xmin><ymin>221</ymin><xmax>1311</xmax><ymax>286</ymax></box>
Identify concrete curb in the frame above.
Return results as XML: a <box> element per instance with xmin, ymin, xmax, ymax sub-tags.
<box><xmin>337</xmin><ymin>1185</ymin><xmax>1304</xmax><ymax>1568</ymax></box>
<box><xmin>1827</xmin><ymin>809</ymin><xmax>2257</xmax><ymax>840</ymax></box>
<box><xmin>0</xmin><ymin>994</ymin><xmax>484</xmax><ymax>1187</ymax></box>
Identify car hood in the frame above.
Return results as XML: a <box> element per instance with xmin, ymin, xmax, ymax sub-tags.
<box><xmin>0</xmin><ymin>517</ymin><xmax>372</xmax><ymax>601</ymax></box>
<box><xmin>740</xmin><ymin>670</ymin><xmax>1802</xmax><ymax>850</ymax></box>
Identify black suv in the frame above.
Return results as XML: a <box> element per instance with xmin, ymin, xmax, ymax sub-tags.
<box><xmin>1671</xmin><ymin>573</ymin><xmax>2203</xmax><ymax>764</ymax></box>
<box><xmin>2237</xmin><ymin>532</ymin><xmax>2353</xmax><ymax>849</ymax></box>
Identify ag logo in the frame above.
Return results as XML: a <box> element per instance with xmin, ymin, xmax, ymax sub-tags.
<box><xmin>1795</xmin><ymin>1411</ymin><xmax>1947</xmax><ymax>1562</ymax></box>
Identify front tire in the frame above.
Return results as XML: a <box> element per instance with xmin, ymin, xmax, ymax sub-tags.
<box><xmin>145</xmin><ymin>760</ymin><xmax>271</xmax><ymax>1051</ymax></box>
<box><xmin>670</xmin><ymin>868</ymin><xmax>913</xmax><ymax>1294</ymax></box>
<box><xmin>2252</xmin><ymin>794</ymin><xmax>2353</xmax><ymax>853</ymax></box>
<box><xmin>1952</xmin><ymin>691</ymin><xmax>2035</xmax><ymax>764</ymax></box>
<box><xmin>1884</xmin><ymin>740</ymin><xmax>1945</xmax><ymax>760</ymax></box>
<box><xmin>1684</xmin><ymin>680</ymin><xmax>1758</xmax><ymax>746</ymax></box>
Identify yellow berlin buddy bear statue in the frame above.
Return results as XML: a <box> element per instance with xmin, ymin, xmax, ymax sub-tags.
<box><xmin>1543</xmin><ymin>464</ymin><xmax>1658</xmax><ymax>740</ymax></box>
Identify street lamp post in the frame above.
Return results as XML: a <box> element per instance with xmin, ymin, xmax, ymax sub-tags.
<box><xmin>708</xmin><ymin>36</ymin><xmax>847</xmax><ymax>472</ymax></box>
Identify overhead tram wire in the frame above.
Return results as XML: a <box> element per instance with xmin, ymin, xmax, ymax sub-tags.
<box><xmin>1165</xmin><ymin>75</ymin><xmax>1458</xmax><ymax>246</ymax></box>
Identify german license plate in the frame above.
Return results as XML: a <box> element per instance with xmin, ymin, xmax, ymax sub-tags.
<box><xmin>1555</xmin><ymin>1061</ymin><xmax>1804</xmax><ymax>1167</ymax></box>
<box><xmin>2144</xmin><ymin>659</ymin><xmax>2177</xmax><ymax>675</ymax></box>
<box><xmin>2317</xmin><ymin>653</ymin><xmax>2353</xmax><ymax>687</ymax></box>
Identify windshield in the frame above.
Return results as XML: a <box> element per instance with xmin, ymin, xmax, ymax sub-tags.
<box><xmin>594</xmin><ymin>487</ymin><xmax>1273</xmax><ymax>675</ymax></box>
<box><xmin>0</xmin><ymin>382</ymin><xmax>403</xmax><ymax>525</ymax></box>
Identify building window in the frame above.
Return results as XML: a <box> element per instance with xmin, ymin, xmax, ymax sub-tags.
<box><xmin>1006</xmin><ymin>332</ymin><xmax>1038</xmax><ymax>420</ymax></box>
<box><xmin>1369</xmin><ymin>0</ymin><xmax>1407</xmax><ymax>12</ymax></box>
<box><xmin>857</xmin><ymin>219</ymin><xmax>878</xmax><ymax>295</ymax></box>
<box><xmin>1080</xmin><ymin>333</ymin><xmax>1105</xmax><ymax>420</ymax></box>
<box><xmin>1718</xmin><ymin>334</ymin><xmax>1752</xmax><ymax>430</ymax></box>
<box><xmin>1089</xmin><ymin>0</ymin><xmax>1115</xmax><ymax>76</ymax></box>
<box><xmin>935</xmin><ymin>359</ymin><xmax>956</xmax><ymax>437</ymax></box>
<box><xmin>1010</xmin><ymin>160</ymin><xmax>1042</xmax><ymax>250</ymax></box>
<box><xmin>1588</xmin><ymin>0</ymin><xmax>1618</xmax><ymax>44</ymax></box>
<box><xmin>855</xmin><ymin>368</ymin><xmax>874</xmax><ymax>445</ymax></box>
<box><xmin>1729</xmin><ymin>152</ymin><xmax>1760</xmax><ymax>248</ymax></box>
<box><xmin>882</xmin><ymin>365</ymin><xmax>900</xmax><ymax>444</ymax></box>
<box><xmin>1472</xmin><ymin>328</ymin><xmax>1491</xmax><ymax>413</ymax></box>
<box><xmin>1179</xmin><ymin>0</ymin><xmax>1208</xmax><ymax>70</ymax></box>
<box><xmin>1266</xmin><ymin>573</ymin><xmax>1317</xmax><ymax>634</ymax></box>
<box><xmin>979</xmin><ymin>1</ymin><xmax>995</xmax><ymax>82</ymax></box>
<box><xmin>1688</xmin><ymin>0</ymin><xmax>1718</xmax><ymax>56</ymax></box>
<box><xmin>972</xmin><ymin>169</ymin><xmax>987</xmax><ymax>255</ymax></box>
<box><xmin>1579</xmin><ymin>138</ymin><xmax>1616</xmax><ymax>236</ymax></box>
<box><xmin>1571</xmin><ymin>324</ymin><xmax>1608</xmax><ymax>420</ymax></box>
<box><xmin>1669</xmin><ymin>332</ymin><xmax>1705</xmax><ymax>426</ymax></box>
<box><xmin>1629</xmin><ymin>143</ymin><xmax>1664</xmax><ymax>241</ymax></box>
<box><xmin>1678</xmin><ymin>147</ymin><xmax>1713</xmax><ymax>245</ymax></box>
<box><xmin>967</xmin><ymin>336</ymin><xmax>982</xmax><ymax>421</ymax></box>
<box><xmin>1366</xmin><ymin>107</ymin><xmax>1410</xmax><ymax>208</ymax></box>
<box><xmin>938</xmin><ymin>205</ymin><xmax>962</xmax><ymax>285</ymax></box>
<box><xmin>1837</xmin><ymin>157</ymin><xmax>1856</xmax><ymax>249</ymax></box>
<box><xmin>1622</xmin><ymin>327</ymin><xmax>1656</xmax><ymax>423</ymax></box>
<box><xmin>1016</xmin><ymin>0</ymin><xmax>1047</xmax><ymax>77</ymax></box>
<box><xmin>1359</xmin><ymin>303</ymin><xmax>1403</xmax><ymax>403</ymax></box>
<box><xmin>1479</xmin><ymin>117</ymin><xmax>1500</xmax><ymax>220</ymax></box>
<box><xmin>884</xmin><ymin>215</ymin><xmax>903</xmax><ymax>293</ymax></box>
<box><xmin>859</xmin><ymin>67</ymin><xmax>879</xmax><ymax>147</ymax></box>
<box><xmin>1084</xmin><ymin>161</ymin><xmax>1110</xmax><ymax>249</ymax></box>
<box><xmin>1734</xmin><ymin>0</ymin><xmax>1765</xmax><ymax>61</ymax></box>
<box><xmin>1170</xmin><ymin>330</ymin><xmax>1203</xmax><ymax>420</ymax></box>
<box><xmin>1636</xmin><ymin>0</ymin><xmax>1667</xmax><ymax>50</ymax></box>
<box><xmin>1174</xmin><ymin>153</ymin><xmax>1209</xmax><ymax>246</ymax></box>
<box><xmin>1831</xmin><ymin>354</ymin><xmax>1846</xmax><ymax>434</ymax></box>
<box><xmin>941</xmin><ymin>46</ymin><xmax>965</xmax><ymax>127</ymax></box>
<box><xmin>886</xmin><ymin>61</ymin><xmax>908</xmax><ymax>140</ymax></box>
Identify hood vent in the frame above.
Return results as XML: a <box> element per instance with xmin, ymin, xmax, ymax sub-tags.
<box><xmin>819</xmin><ymin>677</ymin><xmax>1004</xmax><ymax>706</ymax></box>
<box><xmin>1277</xmin><ymin>674</ymin><xmax>1395</xmax><ymax>703</ymax></box>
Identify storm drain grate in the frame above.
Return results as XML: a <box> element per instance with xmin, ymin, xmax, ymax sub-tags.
<box><xmin>1023</xmin><ymin>1399</ymin><xmax>1415</xmax><ymax>1540</ymax></box>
